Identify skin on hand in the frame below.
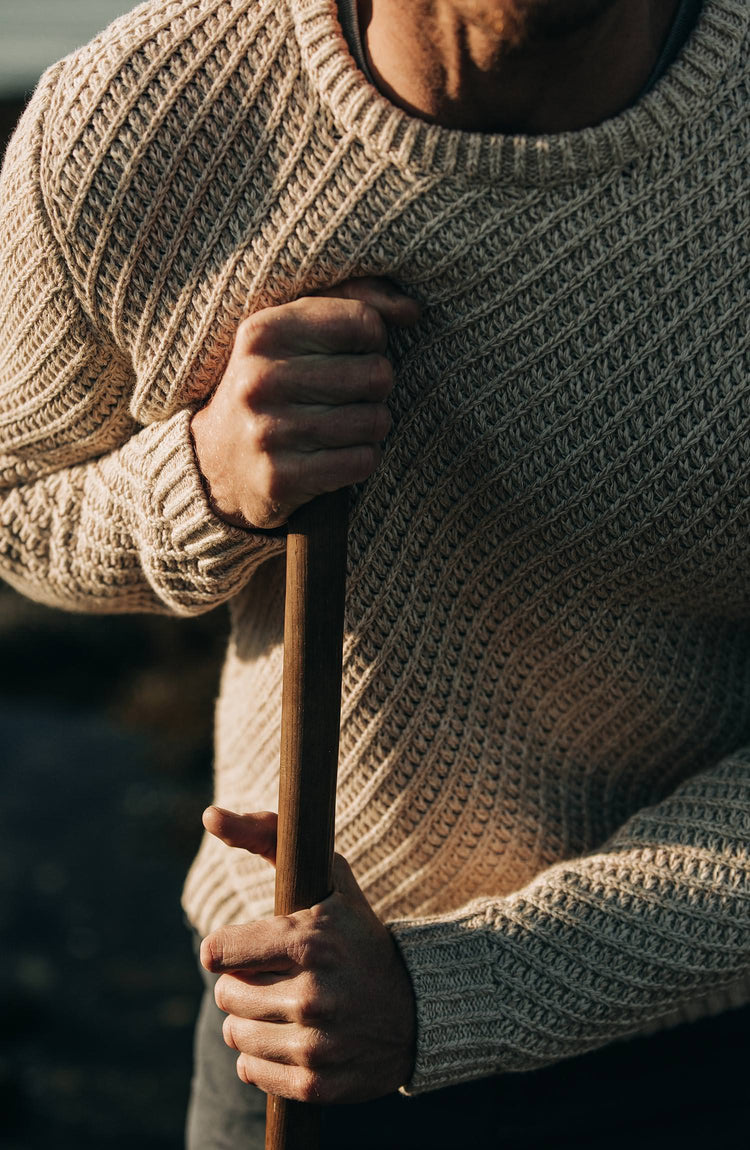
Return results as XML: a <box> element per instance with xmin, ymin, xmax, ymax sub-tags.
<box><xmin>200</xmin><ymin>806</ymin><xmax>418</xmax><ymax>1104</ymax></box>
<box><xmin>190</xmin><ymin>278</ymin><xmax>420</xmax><ymax>531</ymax></box>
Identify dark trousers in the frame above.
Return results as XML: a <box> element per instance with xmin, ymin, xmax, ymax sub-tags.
<box><xmin>186</xmin><ymin>952</ymin><xmax>749</xmax><ymax>1150</ymax></box>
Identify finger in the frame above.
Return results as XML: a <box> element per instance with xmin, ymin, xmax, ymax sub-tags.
<box><xmin>245</xmin><ymin>297</ymin><xmax>389</xmax><ymax>357</ymax></box>
<box><xmin>223</xmin><ymin>1016</ymin><xmax>334</xmax><ymax>1070</ymax></box>
<box><xmin>201</xmin><ymin>917</ymin><xmax>296</xmax><ymax>974</ymax></box>
<box><xmin>313</xmin><ymin>276</ymin><xmax>421</xmax><ymax>328</ymax></box>
<box><xmin>289</xmin><ymin>443</ymin><xmax>384</xmax><ymax>496</ymax></box>
<box><xmin>214</xmin><ymin>969</ymin><xmax>335</xmax><ymax>1024</ymax></box>
<box><xmin>202</xmin><ymin>807</ymin><xmax>277</xmax><ymax>865</ymax></box>
<box><xmin>274</xmin><ymin>402</ymin><xmax>391</xmax><ymax>452</ymax></box>
<box><xmin>214</xmin><ymin>972</ymin><xmax>295</xmax><ymax>1021</ymax></box>
<box><xmin>234</xmin><ymin>1052</ymin><xmax>327</xmax><ymax>1102</ymax></box>
<box><xmin>270</xmin><ymin>352</ymin><xmax>394</xmax><ymax>405</ymax></box>
<box><xmin>236</xmin><ymin>1052</ymin><xmax>361</xmax><ymax>1105</ymax></box>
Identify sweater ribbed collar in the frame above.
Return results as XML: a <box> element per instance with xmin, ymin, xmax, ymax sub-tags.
<box><xmin>288</xmin><ymin>0</ymin><xmax>747</xmax><ymax>186</ymax></box>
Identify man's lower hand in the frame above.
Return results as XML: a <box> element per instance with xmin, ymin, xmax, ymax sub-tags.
<box><xmin>199</xmin><ymin>807</ymin><xmax>417</xmax><ymax>1104</ymax></box>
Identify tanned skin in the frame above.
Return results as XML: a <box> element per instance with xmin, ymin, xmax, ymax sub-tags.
<box><xmin>360</xmin><ymin>0</ymin><xmax>681</xmax><ymax>134</ymax></box>
<box><xmin>193</xmin><ymin>0</ymin><xmax>681</xmax><ymax>1105</ymax></box>
<box><xmin>192</xmin><ymin>0</ymin><xmax>680</xmax><ymax>532</ymax></box>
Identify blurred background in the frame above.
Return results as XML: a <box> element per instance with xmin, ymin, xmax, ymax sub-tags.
<box><xmin>2</xmin><ymin>4</ymin><xmax>749</xmax><ymax>1149</ymax></box>
<box><xmin>1</xmin><ymin>5</ymin><xmax>227</xmax><ymax>1147</ymax></box>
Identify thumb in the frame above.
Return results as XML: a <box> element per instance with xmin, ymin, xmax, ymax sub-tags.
<box><xmin>202</xmin><ymin>806</ymin><xmax>278</xmax><ymax>866</ymax></box>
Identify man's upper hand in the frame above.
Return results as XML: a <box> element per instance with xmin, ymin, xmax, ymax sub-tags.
<box><xmin>200</xmin><ymin>806</ymin><xmax>417</xmax><ymax>1104</ymax></box>
<box><xmin>190</xmin><ymin>278</ymin><xmax>420</xmax><ymax>530</ymax></box>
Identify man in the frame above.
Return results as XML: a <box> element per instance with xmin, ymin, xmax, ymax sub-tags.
<box><xmin>0</xmin><ymin>0</ymin><xmax>747</xmax><ymax>1146</ymax></box>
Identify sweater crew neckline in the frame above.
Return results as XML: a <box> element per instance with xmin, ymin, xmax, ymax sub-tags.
<box><xmin>289</xmin><ymin>0</ymin><xmax>746</xmax><ymax>186</ymax></box>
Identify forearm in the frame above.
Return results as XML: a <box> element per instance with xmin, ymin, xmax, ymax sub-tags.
<box><xmin>1</xmin><ymin>409</ymin><xmax>283</xmax><ymax>616</ymax></box>
<box><xmin>390</xmin><ymin>751</ymin><xmax>750</xmax><ymax>1093</ymax></box>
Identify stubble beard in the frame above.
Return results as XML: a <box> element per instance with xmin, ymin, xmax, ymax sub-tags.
<box><xmin>454</xmin><ymin>0</ymin><xmax>623</xmax><ymax>48</ymax></box>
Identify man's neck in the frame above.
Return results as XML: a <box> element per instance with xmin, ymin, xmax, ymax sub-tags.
<box><xmin>359</xmin><ymin>0</ymin><xmax>681</xmax><ymax>134</ymax></box>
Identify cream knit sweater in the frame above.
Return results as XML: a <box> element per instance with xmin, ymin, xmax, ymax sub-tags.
<box><xmin>0</xmin><ymin>0</ymin><xmax>748</xmax><ymax>1095</ymax></box>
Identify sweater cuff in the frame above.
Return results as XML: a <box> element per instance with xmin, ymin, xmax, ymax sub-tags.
<box><xmin>389</xmin><ymin>900</ymin><xmax>501</xmax><ymax>1095</ymax></box>
<box><xmin>133</xmin><ymin>408</ymin><xmax>285</xmax><ymax>613</ymax></box>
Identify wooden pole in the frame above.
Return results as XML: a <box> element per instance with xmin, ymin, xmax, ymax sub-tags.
<box><xmin>264</xmin><ymin>488</ymin><xmax>349</xmax><ymax>1150</ymax></box>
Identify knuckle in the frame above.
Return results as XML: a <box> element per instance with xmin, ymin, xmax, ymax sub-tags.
<box><xmin>292</xmin><ymin>924</ymin><xmax>329</xmax><ymax>968</ymax></box>
<box><xmin>240</xmin><ymin>447</ymin><xmax>286</xmax><ymax>512</ymax></box>
<box><xmin>263</xmin><ymin>458</ymin><xmax>292</xmax><ymax>506</ymax></box>
<box><xmin>305</xmin><ymin>902</ymin><xmax>333</xmax><ymax>930</ymax></box>
<box><xmin>222</xmin><ymin>1014</ymin><xmax>237</xmax><ymax>1050</ymax></box>
<box><xmin>236</xmin><ymin>1055</ymin><xmax>252</xmax><ymax>1085</ymax></box>
<box><xmin>296</xmin><ymin>990</ymin><xmax>323</xmax><ymax>1026</ymax></box>
<box><xmin>236</xmin><ymin>310</ymin><xmax>270</xmax><ymax>353</ymax></box>
<box><xmin>369</xmin><ymin>403</ymin><xmax>392</xmax><ymax>441</ymax></box>
<box><xmin>242</xmin><ymin>359</ymin><xmax>277</xmax><ymax>407</ymax></box>
<box><xmin>353</xmin><ymin>443</ymin><xmax>381</xmax><ymax>480</ymax></box>
<box><xmin>293</xmin><ymin>1033</ymin><xmax>314</xmax><ymax>1069</ymax></box>
<box><xmin>247</xmin><ymin>411</ymin><xmax>279</xmax><ymax>453</ymax></box>
<box><xmin>298</xmin><ymin>1030</ymin><xmax>330</xmax><ymax>1070</ymax></box>
<box><xmin>294</xmin><ymin>973</ymin><xmax>335</xmax><ymax>1027</ymax></box>
<box><xmin>298</xmin><ymin>1070</ymin><xmax>326</xmax><ymax>1105</ymax></box>
<box><xmin>351</xmin><ymin>299</ymin><xmax>371</xmax><ymax>329</ymax></box>
<box><xmin>296</xmin><ymin>985</ymin><xmax>332</xmax><ymax>1027</ymax></box>
<box><xmin>354</xmin><ymin>302</ymin><xmax>385</xmax><ymax>348</ymax></box>
<box><xmin>201</xmin><ymin>932</ymin><xmax>225</xmax><ymax>972</ymax></box>
<box><xmin>369</xmin><ymin>355</ymin><xmax>393</xmax><ymax>397</ymax></box>
<box><xmin>235</xmin><ymin>314</ymin><xmax>259</xmax><ymax>354</ymax></box>
<box><xmin>213</xmin><ymin>975</ymin><xmax>231</xmax><ymax>1013</ymax></box>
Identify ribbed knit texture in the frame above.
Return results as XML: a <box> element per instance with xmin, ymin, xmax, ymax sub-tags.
<box><xmin>1</xmin><ymin>0</ymin><xmax>748</xmax><ymax>1094</ymax></box>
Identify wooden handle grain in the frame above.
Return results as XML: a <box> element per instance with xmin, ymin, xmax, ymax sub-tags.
<box><xmin>264</xmin><ymin>488</ymin><xmax>349</xmax><ymax>1150</ymax></box>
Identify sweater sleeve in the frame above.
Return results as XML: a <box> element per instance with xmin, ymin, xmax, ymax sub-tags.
<box><xmin>0</xmin><ymin>70</ymin><xmax>283</xmax><ymax>617</ymax></box>
<box><xmin>390</xmin><ymin>750</ymin><xmax>750</xmax><ymax>1093</ymax></box>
